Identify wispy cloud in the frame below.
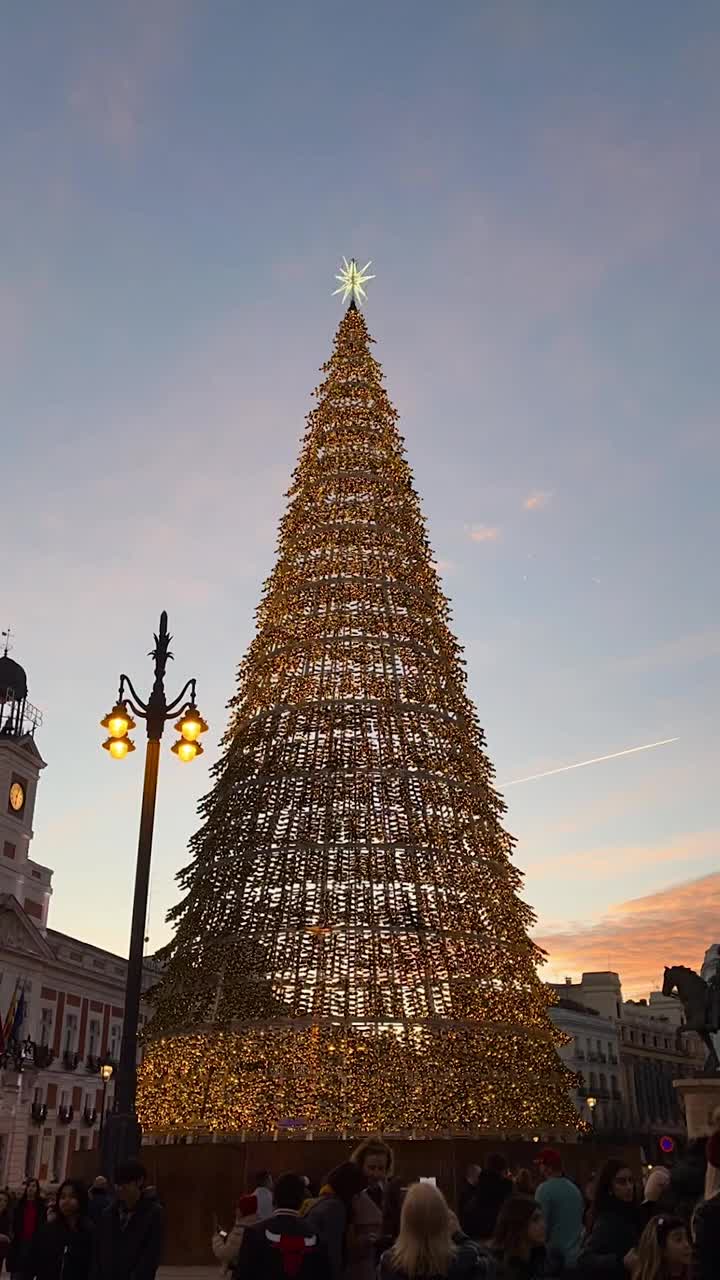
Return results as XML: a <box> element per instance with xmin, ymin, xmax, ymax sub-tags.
<box><xmin>468</xmin><ymin>524</ymin><xmax>500</xmax><ymax>543</ymax></box>
<box><xmin>523</xmin><ymin>489</ymin><xmax>552</xmax><ymax>511</ymax></box>
<box><xmin>535</xmin><ymin>866</ymin><xmax>720</xmax><ymax>998</ymax></box>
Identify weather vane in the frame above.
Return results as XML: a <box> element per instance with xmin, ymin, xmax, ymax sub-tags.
<box><xmin>1</xmin><ymin>629</ymin><xmax>12</xmax><ymax>658</ymax></box>
<box><xmin>333</xmin><ymin>257</ymin><xmax>375</xmax><ymax>307</ymax></box>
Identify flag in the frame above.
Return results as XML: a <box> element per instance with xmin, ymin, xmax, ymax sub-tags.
<box><xmin>3</xmin><ymin>982</ymin><xmax>19</xmax><ymax>1043</ymax></box>
<box><xmin>10</xmin><ymin>986</ymin><xmax>26</xmax><ymax>1042</ymax></box>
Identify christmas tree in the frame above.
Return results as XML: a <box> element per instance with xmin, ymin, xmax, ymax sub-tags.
<box><xmin>139</xmin><ymin>271</ymin><xmax>577</xmax><ymax>1137</ymax></box>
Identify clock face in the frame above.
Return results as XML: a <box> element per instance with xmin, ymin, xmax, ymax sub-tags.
<box><xmin>9</xmin><ymin>782</ymin><xmax>25</xmax><ymax>812</ymax></box>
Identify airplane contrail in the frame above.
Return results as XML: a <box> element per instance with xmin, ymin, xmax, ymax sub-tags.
<box><xmin>502</xmin><ymin>737</ymin><xmax>679</xmax><ymax>787</ymax></box>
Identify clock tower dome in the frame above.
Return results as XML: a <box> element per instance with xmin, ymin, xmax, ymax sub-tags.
<box><xmin>0</xmin><ymin>642</ymin><xmax>52</xmax><ymax>928</ymax></box>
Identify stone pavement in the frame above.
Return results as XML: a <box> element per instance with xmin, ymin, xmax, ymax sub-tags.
<box><xmin>158</xmin><ymin>1270</ymin><xmax>216</xmax><ymax>1279</ymax></box>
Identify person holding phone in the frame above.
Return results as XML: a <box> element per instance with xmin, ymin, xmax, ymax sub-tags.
<box><xmin>212</xmin><ymin>1197</ymin><xmax>258</xmax><ymax>1276</ymax></box>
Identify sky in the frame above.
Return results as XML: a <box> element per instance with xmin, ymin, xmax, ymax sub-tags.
<box><xmin>3</xmin><ymin>1</ymin><xmax>719</xmax><ymax>1000</ymax></box>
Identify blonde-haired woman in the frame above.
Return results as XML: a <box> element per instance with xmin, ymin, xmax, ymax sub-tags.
<box><xmin>379</xmin><ymin>1182</ymin><xmax>489</xmax><ymax>1279</ymax></box>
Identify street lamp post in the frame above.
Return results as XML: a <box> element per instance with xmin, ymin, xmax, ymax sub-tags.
<box><xmin>98</xmin><ymin>1059</ymin><xmax>114</xmax><ymax>1140</ymax></box>
<box><xmin>100</xmin><ymin>611</ymin><xmax>207</xmax><ymax>1176</ymax></box>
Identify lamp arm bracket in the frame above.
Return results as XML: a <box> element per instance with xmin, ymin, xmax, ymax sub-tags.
<box><xmin>120</xmin><ymin>675</ymin><xmax>148</xmax><ymax>713</ymax></box>
<box><xmin>164</xmin><ymin>678</ymin><xmax>197</xmax><ymax>718</ymax></box>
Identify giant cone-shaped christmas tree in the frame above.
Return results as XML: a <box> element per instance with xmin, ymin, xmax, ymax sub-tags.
<box><xmin>139</xmin><ymin>297</ymin><xmax>577</xmax><ymax>1137</ymax></box>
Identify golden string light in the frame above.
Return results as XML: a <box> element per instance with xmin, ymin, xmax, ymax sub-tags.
<box><xmin>138</xmin><ymin>305</ymin><xmax>579</xmax><ymax>1137</ymax></box>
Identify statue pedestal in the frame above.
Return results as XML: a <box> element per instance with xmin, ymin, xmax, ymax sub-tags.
<box><xmin>674</xmin><ymin>1077</ymin><xmax>720</xmax><ymax>1139</ymax></box>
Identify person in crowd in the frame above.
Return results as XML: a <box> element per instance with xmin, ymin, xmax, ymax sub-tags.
<box><xmin>667</xmin><ymin>1140</ymin><xmax>705</xmax><ymax>1227</ymax></box>
<box><xmin>514</xmin><ymin>1171</ymin><xmax>535</xmax><ymax>1198</ymax></box>
<box><xmin>92</xmin><ymin>1159</ymin><xmax>164</xmax><ymax>1280</ymax></box>
<box><xmin>8</xmin><ymin>1179</ymin><xmax>46</xmax><ymax>1280</ymax></box>
<box><xmin>0</xmin><ymin>1188</ymin><xmax>13</xmax><ymax>1273</ymax></box>
<box><xmin>87</xmin><ymin>1178</ymin><xmax>112</xmax><ymax>1228</ymax></box>
<box><xmin>348</xmin><ymin>1138</ymin><xmax>394</xmax><ymax>1277</ymax></box>
<box><xmin>304</xmin><ymin>1162</ymin><xmax>367</xmax><ymax>1280</ymax></box>
<box><xmin>690</xmin><ymin>1126</ymin><xmax>720</xmax><ymax>1280</ymax></box>
<box><xmin>378</xmin><ymin>1181</ymin><xmax>491</xmax><ymax>1279</ymax></box>
<box><xmin>640</xmin><ymin>1168</ymin><xmax>672</xmax><ymax>1228</ymax></box>
<box><xmin>212</xmin><ymin>1196</ymin><xmax>258</xmax><ymax>1276</ymax></box>
<box><xmin>462</xmin><ymin>1154</ymin><xmax>512</xmax><ymax>1243</ymax></box>
<box><xmin>232</xmin><ymin>1172</ymin><xmax>331</xmax><ymax>1279</ymax></box>
<box><xmin>28</xmin><ymin>1180</ymin><xmax>93</xmax><ymax>1280</ymax></box>
<box><xmin>251</xmin><ymin>1171</ymin><xmax>274</xmax><ymax>1221</ymax></box>
<box><xmin>577</xmin><ymin>1159</ymin><xmax>642</xmax><ymax>1276</ymax></box>
<box><xmin>491</xmin><ymin>1195</ymin><xmax>563</xmax><ymax>1279</ymax></box>
<box><xmin>633</xmin><ymin>1214</ymin><xmax>690</xmax><ymax>1280</ymax></box>
<box><xmin>534</xmin><ymin>1148</ymin><xmax>584</xmax><ymax>1267</ymax></box>
<box><xmin>458</xmin><ymin>1167</ymin><xmax>481</xmax><ymax>1236</ymax></box>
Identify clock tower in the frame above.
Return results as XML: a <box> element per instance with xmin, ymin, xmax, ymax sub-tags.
<box><xmin>0</xmin><ymin>646</ymin><xmax>52</xmax><ymax>928</ymax></box>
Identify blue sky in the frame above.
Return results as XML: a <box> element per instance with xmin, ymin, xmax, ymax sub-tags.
<box><xmin>4</xmin><ymin>0</ymin><xmax>719</xmax><ymax>996</ymax></box>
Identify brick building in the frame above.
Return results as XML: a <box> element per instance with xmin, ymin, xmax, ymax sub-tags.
<box><xmin>0</xmin><ymin>648</ymin><xmax>155</xmax><ymax>1186</ymax></box>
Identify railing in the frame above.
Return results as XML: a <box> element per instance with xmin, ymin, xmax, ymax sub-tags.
<box><xmin>58</xmin><ymin>1105</ymin><xmax>74</xmax><ymax>1125</ymax></box>
<box><xmin>31</xmin><ymin>1103</ymin><xmax>47</xmax><ymax>1125</ymax></box>
<box><xmin>82</xmin><ymin>1107</ymin><xmax>98</xmax><ymax>1126</ymax></box>
<box><xmin>62</xmin><ymin>1050</ymin><xmax>80</xmax><ymax>1072</ymax></box>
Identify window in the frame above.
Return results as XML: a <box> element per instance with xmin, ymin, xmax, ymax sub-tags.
<box><xmin>88</xmin><ymin>1018</ymin><xmax>100</xmax><ymax>1057</ymax></box>
<box><xmin>33</xmin><ymin>1086</ymin><xmax>43</xmax><ymax>1105</ymax></box>
<box><xmin>611</xmin><ymin>1074</ymin><xmax>618</xmax><ymax>1094</ymax></box>
<box><xmin>63</xmin><ymin>1014</ymin><xmax>78</xmax><ymax>1054</ymax></box>
<box><xmin>109</xmin><ymin>1023</ymin><xmax>121</xmax><ymax>1060</ymax></box>
<box><xmin>60</xmin><ymin>1090</ymin><xmax>69</xmax><ymax>1109</ymax></box>
<box><xmin>3</xmin><ymin>841</ymin><xmax>16</xmax><ymax>860</ymax></box>
<box><xmin>39</xmin><ymin>1007</ymin><xmax>53</xmax><ymax>1047</ymax></box>
<box><xmin>590</xmin><ymin>1071</ymin><xmax>597</xmax><ymax>1088</ymax></box>
<box><xmin>600</xmin><ymin>1072</ymin><xmax>607</xmax><ymax>1090</ymax></box>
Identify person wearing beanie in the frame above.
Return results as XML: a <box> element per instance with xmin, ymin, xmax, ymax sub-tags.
<box><xmin>534</xmin><ymin>1148</ymin><xmax>584</xmax><ymax>1267</ymax></box>
<box><xmin>212</xmin><ymin>1196</ymin><xmax>258</xmax><ymax>1276</ymax></box>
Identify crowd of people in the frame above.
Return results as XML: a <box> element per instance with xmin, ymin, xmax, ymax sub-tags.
<box><xmin>211</xmin><ymin>1130</ymin><xmax>720</xmax><ymax>1280</ymax></box>
<box><xmin>0</xmin><ymin>1160</ymin><xmax>163</xmax><ymax>1280</ymax></box>
<box><xmin>0</xmin><ymin>1126</ymin><xmax>718</xmax><ymax>1280</ymax></box>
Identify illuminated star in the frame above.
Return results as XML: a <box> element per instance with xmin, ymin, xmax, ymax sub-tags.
<box><xmin>333</xmin><ymin>257</ymin><xmax>375</xmax><ymax>306</ymax></box>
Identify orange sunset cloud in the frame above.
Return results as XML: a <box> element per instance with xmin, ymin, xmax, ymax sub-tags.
<box><xmin>534</xmin><ymin>871</ymin><xmax>720</xmax><ymax>1000</ymax></box>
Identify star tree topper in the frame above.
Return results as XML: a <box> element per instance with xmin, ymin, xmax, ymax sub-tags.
<box><xmin>333</xmin><ymin>257</ymin><xmax>375</xmax><ymax>307</ymax></box>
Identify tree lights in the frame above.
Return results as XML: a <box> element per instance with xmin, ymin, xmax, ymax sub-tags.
<box><xmin>138</xmin><ymin>305</ymin><xmax>578</xmax><ymax>1138</ymax></box>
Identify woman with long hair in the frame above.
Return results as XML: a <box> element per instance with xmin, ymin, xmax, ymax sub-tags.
<box><xmin>8</xmin><ymin>1180</ymin><xmax>45</xmax><ymax>1280</ymax></box>
<box><xmin>27</xmin><ymin>1181</ymin><xmax>93</xmax><ymax>1280</ymax></box>
<box><xmin>346</xmin><ymin>1139</ymin><xmax>395</xmax><ymax>1279</ymax></box>
<box><xmin>379</xmin><ymin>1182</ymin><xmax>489</xmax><ymax>1279</ymax></box>
<box><xmin>632</xmin><ymin>1215</ymin><xmax>690</xmax><ymax>1280</ymax></box>
<box><xmin>490</xmin><ymin>1195</ymin><xmax>562</xmax><ymax>1278</ymax></box>
<box><xmin>304</xmin><ymin>1162</ymin><xmax>368</xmax><ymax>1280</ymax></box>
<box><xmin>578</xmin><ymin>1159</ymin><xmax>643</xmax><ymax>1276</ymax></box>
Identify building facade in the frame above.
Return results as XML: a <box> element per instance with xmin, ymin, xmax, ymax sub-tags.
<box><xmin>553</xmin><ymin>972</ymin><xmax>705</xmax><ymax>1157</ymax></box>
<box><xmin>550</xmin><ymin>993</ymin><xmax>625</xmax><ymax>1133</ymax></box>
<box><xmin>0</xmin><ymin>649</ymin><xmax>154</xmax><ymax>1187</ymax></box>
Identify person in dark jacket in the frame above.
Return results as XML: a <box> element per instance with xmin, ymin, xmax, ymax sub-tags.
<box><xmin>233</xmin><ymin>1172</ymin><xmax>331</xmax><ymax>1280</ymax></box>
<box><xmin>28</xmin><ymin>1180</ymin><xmax>93</xmax><ymax>1280</ymax></box>
<box><xmin>86</xmin><ymin>1179</ymin><xmax>112</xmax><ymax>1228</ymax></box>
<box><xmin>462</xmin><ymin>1154</ymin><xmax>513</xmax><ymax>1242</ymax></box>
<box><xmin>8</xmin><ymin>1180</ymin><xmax>46</xmax><ymax>1280</ymax></box>
<box><xmin>0</xmin><ymin>1188</ymin><xmax>13</xmax><ymax>1271</ymax></box>
<box><xmin>91</xmin><ymin>1160</ymin><xmax>164</xmax><ymax>1280</ymax></box>
<box><xmin>577</xmin><ymin>1159</ymin><xmax>643</xmax><ymax>1277</ymax></box>
<box><xmin>490</xmin><ymin>1195</ymin><xmax>563</xmax><ymax>1279</ymax></box>
<box><xmin>692</xmin><ymin>1190</ymin><xmax>720</xmax><ymax>1280</ymax></box>
<box><xmin>304</xmin><ymin>1162</ymin><xmax>367</xmax><ymax>1280</ymax></box>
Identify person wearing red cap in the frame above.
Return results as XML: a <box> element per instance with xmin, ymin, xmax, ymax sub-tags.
<box><xmin>534</xmin><ymin>1148</ymin><xmax>583</xmax><ymax>1268</ymax></box>
<box><xmin>212</xmin><ymin>1196</ymin><xmax>259</xmax><ymax>1275</ymax></box>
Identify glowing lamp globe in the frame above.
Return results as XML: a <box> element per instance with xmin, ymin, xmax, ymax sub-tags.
<box><xmin>101</xmin><ymin>703</ymin><xmax>136</xmax><ymax>739</ymax></box>
<box><xmin>174</xmin><ymin>704</ymin><xmax>208</xmax><ymax>743</ymax></box>
<box><xmin>103</xmin><ymin>735</ymin><xmax>135</xmax><ymax>760</ymax></box>
<box><xmin>172</xmin><ymin>738</ymin><xmax>204</xmax><ymax>763</ymax></box>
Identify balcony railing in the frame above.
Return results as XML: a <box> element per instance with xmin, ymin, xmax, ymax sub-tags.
<box><xmin>31</xmin><ymin>1102</ymin><xmax>48</xmax><ymax>1125</ymax></box>
<box><xmin>82</xmin><ymin>1107</ymin><xmax>98</xmax><ymax>1127</ymax></box>
<box><xmin>62</xmin><ymin>1051</ymin><xmax>80</xmax><ymax>1072</ymax></box>
<box><xmin>58</xmin><ymin>1105</ymin><xmax>74</xmax><ymax>1125</ymax></box>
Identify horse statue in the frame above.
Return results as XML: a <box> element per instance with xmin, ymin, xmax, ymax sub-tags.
<box><xmin>662</xmin><ymin>965</ymin><xmax>720</xmax><ymax>1074</ymax></box>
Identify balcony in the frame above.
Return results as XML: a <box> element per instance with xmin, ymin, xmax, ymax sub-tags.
<box><xmin>58</xmin><ymin>1105</ymin><xmax>74</xmax><ymax>1125</ymax></box>
<box><xmin>575</xmin><ymin>1049</ymin><xmax>586</xmax><ymax>1060</ymax></box>
<box><xmin>62</xmin><ymin>1051</ymin><xmax>80</xmax><ymax>1072</ymax></box>
<box><xmin>82</xmin><ymin>1107</ymin><xmax>98</xmax><ymax>1127</ymax></box>
<box><xmin>31</xmin><ymin>1102</ymin><xmax>48</xmax><ymax>1126</ymax></box>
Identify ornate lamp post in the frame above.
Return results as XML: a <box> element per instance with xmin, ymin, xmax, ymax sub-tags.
<box><xmin>99</xmin><ymin>611</ymin><xmax>207</xmax><ymax>1173</ymax></box>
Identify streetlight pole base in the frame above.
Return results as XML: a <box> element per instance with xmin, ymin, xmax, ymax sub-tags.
<box><xmin>101</xmin><ymin>1110</ymin><xmax>142</xmax><ymax>1180</ymax></box>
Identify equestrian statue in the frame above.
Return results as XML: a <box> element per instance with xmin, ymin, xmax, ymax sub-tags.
<box><xmin>662</xmin><ymin>965</ymin><xmax>720</xmax><ymax>1074</ymax></box>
